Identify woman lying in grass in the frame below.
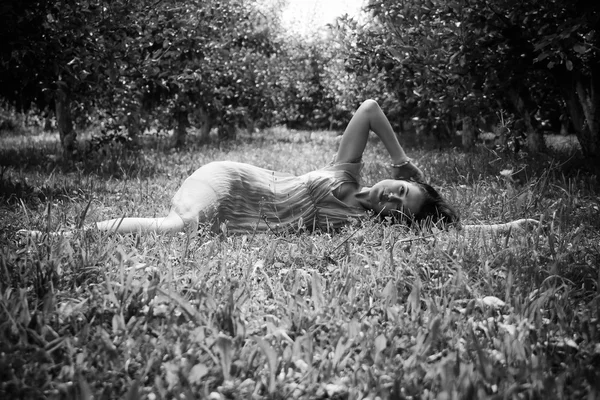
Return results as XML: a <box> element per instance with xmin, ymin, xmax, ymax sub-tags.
<box><xmin>21</xmin><ymin>100</ymin><xmax>537</xmax><ymax>238</ymax></box>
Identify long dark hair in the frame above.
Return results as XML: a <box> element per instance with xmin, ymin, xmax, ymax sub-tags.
<box><xmin>390</xmin><ymin>182</ymin><xmax>460</xmax><ymax>229</ymax></box>
<box><xmin>414</xmin><ymin>182</ymin><xmax>460</xmax><ymax>227</ymax></box>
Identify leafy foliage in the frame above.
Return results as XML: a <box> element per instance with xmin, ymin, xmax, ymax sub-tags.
<box><xmin>332</xmin><ymin>0</ymin><xmax>600</xmax><ymax>157</ymax></box>
<box><xmin>3</xmin><ymin>0</ymin><xmax>598</xmax><ymax>159</ymax></box>
<box><xmin>0</xmin><ymin>0</ymin><xmax>288</xmax><ymax>148</ymax></box>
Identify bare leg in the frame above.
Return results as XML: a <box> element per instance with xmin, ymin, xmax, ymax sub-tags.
<box><xmin>18</xmin><ymin>176</ymin><xmax>215</xmax><ymax>239</ymax></box>
<box><xmin>93</xmin><ymin>175</ymin><xmax>218</xmax><ymax>236</ymax></box>
<box><xmin>95</xmin><ymin>209</ymin><xmax>185</xmax><ymax>234</ymax></box>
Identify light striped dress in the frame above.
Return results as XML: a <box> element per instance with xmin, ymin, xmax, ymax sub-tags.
<box><xmin>174</xmin><ymin>160</ymin><xmax>367</xmax><ymax>233</ymax></box>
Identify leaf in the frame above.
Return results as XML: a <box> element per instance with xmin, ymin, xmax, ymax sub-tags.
<box><xmin>77</xmin><ymin>372</ymin><xmax>93</xmax><ymax>400</ymax></box>
<box><xmin>374</xmin><ymin>334</ymin><xmax>387</xmax><ymax>363</ymax></box>
<box><xmin>381</xmin><ymin>280</ymin><xmax>397</xmax><ymax>305</ymax></box>
<box><xmin>347</xmin><ymin>319</ymin><xmax>360</xmax><ymax>340</ymax></box>
<box><xmin>164</xmin><ymin>361</ymin><xmax>180</xmax><ymax>390</ymax></box>
<box><xmin>214</xmin><ymin>335</ymin><xmax>234</xmax><ymax>381</ymax></box>
<box><xmin>566</xmin><ymin>59</ymin><xmax>573</xmax><ymax>71</ymax></box>
<box><xmin>408</xmin><ymin>276</ymin><xmax>422</xmax><ymax>319</ymax></box>
<box><xmin>425</xmin><ymin>317</ymin><xmax>442</xmax><ymax>349</ymax></box>
<box><xmin>253</xmin><ymin>337</ymin><xmax>278</xmax><ymax>393</ymax></box>
<box><xmin>311</xmin><ymin>272</ymin><xmax>325</xmax><ymax>311</ymax></box>
<box><xmin>375</xmin><ymin>334</ymin><xmax>387</xmax><ymax>353</ymax></box>
<box><xmin>124</xmin><ymin>380</ymin><xmax>140</xmax><ymax>400</ymax></box>
<box><xmin>157</xmin><ymin>287</ymin><xmax>203</xmax><ymax>323</ymax></box>
<box><xmin>188</xmin><ymin>363</ymin><xmax>208</xmax><ymax>385</ymax></box>
<box><xmin>449</xmin><ymin>51</ymin><xmax>460</xmax><ymax>64</ymax></box>
<box><xmin>573</xmin><ymin>44</ymin><xmax>586</xmax><ymax>54</ymax></box>
<box><xmin>332</xmin><ymin>337</ymin><xmax>352</xmax><ymax>369</ymax></box>
<box><xmin>388</xmin><ymin>47</ymin><xmax>404</xmax><ymax>62</ymax></box>
<box><xmin>534</xmin><ymin>52</ymin><xmax>549</xmax><ymax>63</ymax></box>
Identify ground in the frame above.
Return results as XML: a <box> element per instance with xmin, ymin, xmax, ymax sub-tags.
<box><xmin>0</xmin><ymin>128</ymin><xmax>599</xmax><ymax>399</ymax></box>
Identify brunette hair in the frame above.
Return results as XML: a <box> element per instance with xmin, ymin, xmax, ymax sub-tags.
<box><xmin>390</xmin><ymin>182</ymin><xmax>460</xmax><ymax>229</ymax></box>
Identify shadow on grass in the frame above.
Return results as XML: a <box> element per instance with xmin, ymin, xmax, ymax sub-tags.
<box><xmin>0</xmin><ymin>133</ymin><xmax>161</xmax><ymax>177</ymax></box>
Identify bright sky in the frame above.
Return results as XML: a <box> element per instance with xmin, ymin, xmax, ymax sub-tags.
<box><xmin>280</xmin><ymin>0</ymin><xmax>365</xmax><ymax>36</ymax></box>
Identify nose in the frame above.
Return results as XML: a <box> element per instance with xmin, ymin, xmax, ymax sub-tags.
<box><xmin>388</xmin><ymin>192</ymin><xmax>405</xmax><ymax>203</ymax></box>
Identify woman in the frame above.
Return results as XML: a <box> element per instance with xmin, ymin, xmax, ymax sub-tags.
<box><xmin>21</xmin><ymin>100</ymin><xmax>537</xmax><ymax>238</ymax></box>
<box><xmin>97</xmin><ymin>99</ymin><xmax>455</xmax><ymax>237</ymax></box>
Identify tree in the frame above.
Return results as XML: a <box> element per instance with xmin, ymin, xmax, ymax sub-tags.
<box><xmin>529</xmin><ymin>0</ymin><xmax>600</xmax><ymax>159</ymax></box>
<box><xmin>122</xmin><ymin>0</ymin><xmax>282</xmax><ymax>146</ymax></box>
<box><xmin>0</xmin><ymin>0</ymin><xmax>143</xmax><ymax>156</ymax></box>
<box><xmin>333</xmin><ymin>0</ymin><xmax>600</xmax><ymax>159</ymax></box>
<box><xmin>0</xmin><ymin>0</ymin><xmax>284</xmax><ymax>152</ymax></box>
<box><xmin>334</xmin><ymin>0</ymin><xmax>468</xmax><ymax>140</ymax></box>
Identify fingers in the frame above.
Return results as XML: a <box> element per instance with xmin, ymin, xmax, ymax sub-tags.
<box><xmin>392</xmin><ymin>161</ymin><xmax>425</xmax><ymax>182</ymax></box>
<box><xmin>519</xmin><ymin>218</ymin><xmax>540</xmax><ymax>231</ymax></box>
<box><xmin>509</xmin><ymin>218</ymin><xmax>540</xmax><ymax>233</ymax></box>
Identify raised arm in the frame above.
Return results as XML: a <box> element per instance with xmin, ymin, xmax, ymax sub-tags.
<box><xmin>335</xmin><ymin>99</ymin><xmax>424</xmax><ymax>181</ymax></box>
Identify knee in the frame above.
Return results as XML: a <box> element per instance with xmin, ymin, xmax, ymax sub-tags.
<box><xmin>167</xmin><ymin>208</ymin><xmax>197</xmax><ymax>234</ymax></box>
<box><xmin>360</xmin><ymin>99</ymin><xmax>380</xmax><ymax>112</ymax></box>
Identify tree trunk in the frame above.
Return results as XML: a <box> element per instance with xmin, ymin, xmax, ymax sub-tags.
<box><xmin>125</xmin><ymin>109</ymin><xmax>141</xmax><ymax>146</ymax></box>
<box><xmin>524</xmin><ymin>109</ymin><xmax>545</xmax><ymax>153</ymax></box>
<box><xmin>174</xmin><ymin>109</ymin><xmax>188</xmax><ymax>148</ymax></box>
<box><xmin>198</xmin><ymin>108</ymin><xmax>212</xmax><ymax>143</ymax></box>
<box><xmin>508</xmin><ymin>88</ymin><xmax>546</xmax><ymax>153</ymax></box>
<box><xmin>461</xmin><ymin>116</ymin><xmax>475</xmax><ymax>150</ymax></box>
<box><xmin>44</xmin><ymin>107</ymin><xmax>53</xmax><ymax>132</ymax></box>
<box><xmin>244</xmin><ymin>114</ymin><xmax>255</xmax><ymax>135</ymax></box>
<box><xmin>553</xmin><ymin>67</ymin><xmax>599</xmax><ymax>161</ymax></box>
<box><xmin>55</xmin><ymin>87</ymin><xmax>77</xmax><ymax>157</ymax></box>
<box><xmin>574</xmin><ymin>71</ymin><xmax>600</xmax><ymax>161</ymax></box>
<box><xmin>218</xmin><ymin>124</ymin><xmax>236</xmax><ymax>142</ymax></box>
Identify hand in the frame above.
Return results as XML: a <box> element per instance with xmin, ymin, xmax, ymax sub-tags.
<box><xmin>392</xmin><ymin>160</ymin><xmax>425</xmax><ymax>182</ymax></box>
<box><xmin>510</xmin><ymin>218</ymin><xmax>540</xmax><ymax>232</ymax></box>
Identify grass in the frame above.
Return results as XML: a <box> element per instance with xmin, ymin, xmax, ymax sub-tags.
<box><xmin>1</xmin><ymin>127</ymin><xmax>599</xmax><ymax>399</ymax></box>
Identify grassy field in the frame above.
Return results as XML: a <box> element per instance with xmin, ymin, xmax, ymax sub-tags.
<box><xmin>1</xmin><ymin>128</ymin><xmax>599</xmax><ymax>399</ymax></box>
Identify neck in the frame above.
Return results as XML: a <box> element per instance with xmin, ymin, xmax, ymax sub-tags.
<box><xmin>354</xmin><ymin>187</ymin><xmax>373</xmax><ymax>210</ymax></box>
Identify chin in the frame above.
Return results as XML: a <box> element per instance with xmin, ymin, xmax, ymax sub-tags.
<box><xmin>368</xmin><ymin>192</ymin><xmax>384</xmax><ymax>212</ymax></box>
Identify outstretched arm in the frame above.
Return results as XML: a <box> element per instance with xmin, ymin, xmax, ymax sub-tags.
<box><xmin>460</xmin><ymin>218</ymin><xmax>540</xmax><ymax>236</ymax></box>
<box><xmin>335</xmin><ymin>99</ymin><xmax>424</xmax><ymax>181</ymax></box>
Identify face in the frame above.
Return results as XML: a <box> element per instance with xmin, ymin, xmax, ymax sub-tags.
<box><xmin>369</xmin><ymin>179</ymin><xmax>426</xmax><ymax>218</ymax></box>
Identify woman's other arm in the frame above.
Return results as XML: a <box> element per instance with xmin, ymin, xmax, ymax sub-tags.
<box><xmin>460</xmin><ymin>218</ymin><xmax>540</xmax><ymax>235</ymax></box>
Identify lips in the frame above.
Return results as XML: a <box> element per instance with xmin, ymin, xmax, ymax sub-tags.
<box><xmin>379</xmin><ymin>189</ymin><xmax>390</xmax><ymax>203</ymax></box>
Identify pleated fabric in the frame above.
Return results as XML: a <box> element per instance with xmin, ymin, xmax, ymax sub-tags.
<box><xmin>180</xmin><ymin>160</ymin><xmax>367</xmax><ymax>233</ymax></box>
